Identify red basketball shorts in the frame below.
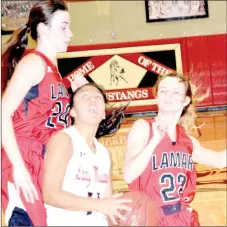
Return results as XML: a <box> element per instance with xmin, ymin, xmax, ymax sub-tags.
<box><xmin>1</xmin><ymin>138</ymin><xmax>47</xmax><ymax>226</ymax></box>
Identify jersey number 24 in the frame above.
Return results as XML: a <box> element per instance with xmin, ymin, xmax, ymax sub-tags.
<box><xmin>46</xmin><ymin>101</ymin><xmax>70</xmax><ymax>128</ymax></box>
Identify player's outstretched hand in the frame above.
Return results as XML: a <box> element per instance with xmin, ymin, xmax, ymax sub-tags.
<box><xmin>13</xmin><ymin>165</ymin><xmax>39</xmax><ymax>203</ymax></box>
<box><xmin>71</xmin><ymin>75</ymin><xmax>89</xmax><ymax>92</ymax></box>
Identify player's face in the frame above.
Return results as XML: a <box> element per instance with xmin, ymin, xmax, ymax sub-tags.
<box><xmin>47</xmin><ymin>10</ymin><xmax>72</xmax><ymax>53</ymax></box>
<box><xmin>73</xmin><ymin>85</ymin><xmax>106</xmax><ymax>125</ymax></box>
<box><xmin>156</xmin><ymin>77</ymin><xmax>190</xmax><ymax>113</ymax></box>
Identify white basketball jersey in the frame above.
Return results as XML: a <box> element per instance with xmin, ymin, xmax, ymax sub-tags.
<box><xmin>45</xmin><ymin>126</ymin><xmax>111</xmax><ymax>226</ymax></box>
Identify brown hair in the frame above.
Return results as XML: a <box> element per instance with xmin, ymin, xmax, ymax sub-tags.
<box><xmin>1</xmin><ymin>0</ymin><xmax>68</xmax><ymax>92</ymax></box>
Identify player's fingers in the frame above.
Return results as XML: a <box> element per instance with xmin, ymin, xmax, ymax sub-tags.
<box><xmin>113</xmin><ymin>193</ymin><xmax>123</xmax><ymax>198</ymax></box>
<box><xmin>15</xmin><ymin>183</ymin><xmax>21</xmax><ymax>195</ymax></box>
<box><xmin>81</xmin><ymin>76</ymin><xmax>88</xmax><ymax>81</ymax></box>
<box><xmin>27</xmin><ymin>187</ymin><xmax>35</xmax><ymax>204</ymax></box>
<box><xmin>75</xmin><ymin>75</ymin><xmax>83</xmax><ymax>79</ymax></box>
<box><xmin>76</xmin><ymin>75</ymin><xmax>88</xmax><ymax>83</ymax></box>
<box><xmin>29</xmin><ymin>182</ymin><xmax>39</xmax><ymax>200</ymax></box>
<box><xmin>109</xmin><ymin>214</ymin><xmax>118</xmax><ymax>225</ymax></box>
<box><xmin>118</xmin><ymin>198</ymin><xmax>132</xmax><ymax>204</ymax></box>
<box><xmin>21</xmin><ymin>186</ymin><xmax>31</xmax><ymax>203</ymax></box>
<box><xmin>15</xmin><ymin>182</ymin><xmax>31</xmax><ymax>203</ymax></box>
<box><xmin>23</xmin><ymin>182</ymin><xmax>35</xmax><ymax>203</ymax></box>
<box><xmin>118</xmin><ymin>204</ymin><xmax>132</xmax><ymax>212</ymax></box>
<box><xmin>114</xmin><ymin>210</ymin><xmax>127</xmax><ymax>222</ymax></box>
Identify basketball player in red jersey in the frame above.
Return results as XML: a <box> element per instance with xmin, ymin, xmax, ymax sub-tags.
<box><xmin>43</xmin><ymin>83</ymin><xmax>132</xmax><ymax>226</ymax></box>
<box><xmin>1</xmin><ymin>1</ymin><xmax>87</xmax><ymax>226</ymax></box>
<box><xmin>123</xmin><ymin>73</ymin><xmax>226</xmax><ymax>226</ymax></box>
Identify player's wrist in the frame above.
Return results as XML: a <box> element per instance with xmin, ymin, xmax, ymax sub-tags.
<box><xmin>86</xmin><ymin>197</ymin><xmax>104</xmax><ymax>213</ymax></box>
<box><xmin>94</xmin><ymin>198</ymin><xmax>104</xmax><ymax>213</ymax></box>
<box><xmin>12</xmin><ymin>157</ymin><xmax>26</xmax><ymax>170</ymax></box>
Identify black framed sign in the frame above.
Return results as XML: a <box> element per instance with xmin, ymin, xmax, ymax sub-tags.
<box><xmin>57</xmin><ymin>43</ymin><xmax>183</xmax><ymax>114</ymax></box>
<box><xmin>145</xmin><ymin>0</ymin><xmax>209</xmax><ymax>23</ymax></box>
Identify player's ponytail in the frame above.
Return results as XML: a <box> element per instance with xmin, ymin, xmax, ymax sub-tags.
<box><xmin>96</xmin><ymin>103</ymin><xmax>129</xmax><ymax>139</ymax></box>
<box><xmin>2</xmin><ymin>25</ymin><xmax>29</xmax><ymax>92</ymax></box>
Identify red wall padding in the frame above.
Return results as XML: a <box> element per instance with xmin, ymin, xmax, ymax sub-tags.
<box><xmin>184</xmin><ymin>36</ymin><xmax>213</xmax><ymax>106</ymax></box>
<box><xmin>207</xmin><ymin>35</ymin><xmax>227</xmax><ymax>105</ymax></box>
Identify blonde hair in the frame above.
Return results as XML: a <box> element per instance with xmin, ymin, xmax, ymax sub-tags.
<box><xmin>155</xmin><ymin>72</ymin><xmax>210</xmax><ymax>134</ymax></box>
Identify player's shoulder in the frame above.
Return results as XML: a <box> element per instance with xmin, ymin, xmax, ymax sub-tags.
<box><xmin>45</xmin><ymin>130</ymin><xmax>74</xmax><ymax>157</ymax></box>
<box><xmin>96</xmin><ymin>139</ymin><xmax>109</xmax><ymax>154</ymax></box>
<box><xmin>131</xmin><ymin>118</ymin><xmax>151</xmax><ymax>131</ymax></box>
<box><xmin>19</xmin><ymin>53</ymin><xmax>46</xmax><ymax>69</ymax></box>
<box><xmin>61</xmin><ymin>126</ymin><xmax>79</xmax><ymax>138</ymax></box>
<box><xmin>128</xmin><ymin>119</ymin><xmax>151</xmax><ymax>139</ymax></box>
<box><xmin>14</xmin><ymin>53</ymin><xmax>47</xmax><ymax>84</ymax></box>
<box><xmin>48</xmin><ymin>130</ymin><xmax>72</xmax><ymax>145</ymax></box>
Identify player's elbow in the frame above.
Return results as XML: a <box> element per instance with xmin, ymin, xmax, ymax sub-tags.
<box><xmin>215</xmin><ymin>159</ymin><xmax>226</xmax><ymax>169</ymax></box>
<box><xmin>218</xmin><ymin>151</ymin><xmax>227</xmax><ymax>169</ymax></box>
<box><xmin>43</xmin><ymin>191</ymin><xmax>61</xmax><ymax>207</ymax></box>
<box><xmin>124</xmin><ymin>175</ymin><xmax>133</xmax><ymax>185</ymax></box>
<box><xmin>42</xmin><ymin>184</ymin><xmax>59</xmax><ymax>206</ymax></box>
<box><xmin>123</xmin><ymin>167</ymin><xmax>134</xmax><ymax>184</ymax></box>
<box><xmin>42</xmin><ymin>188</ymin><xmax>52</xmax><ymax>204</ymax></box>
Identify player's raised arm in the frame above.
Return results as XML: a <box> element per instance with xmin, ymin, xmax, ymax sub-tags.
<box><xmin>123</xmin><ymin>119</ymin><xmax>164</xmax><ymax>184</ymax></box>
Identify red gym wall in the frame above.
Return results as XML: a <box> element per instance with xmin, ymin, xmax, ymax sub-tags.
<box><xmin>67</xmin><ymin>33</ymin><xmax>227</xmax><ymax>107</ymax></box>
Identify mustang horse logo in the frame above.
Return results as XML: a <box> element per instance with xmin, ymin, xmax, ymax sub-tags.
<box><xmin>109</xmin><ymin>60</ymin><xmax>128</xmax><ymax>86</ymax></box>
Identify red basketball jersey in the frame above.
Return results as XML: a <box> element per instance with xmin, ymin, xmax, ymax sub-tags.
<box><xmin>129</xmin><ymin>119</ymin><xmax>197</xmax><ymax>207</ymax></box>
<box><xmin>11</xmin><ymin>49</ymin><xmax>71</xmax><ymax>145</ymax></box>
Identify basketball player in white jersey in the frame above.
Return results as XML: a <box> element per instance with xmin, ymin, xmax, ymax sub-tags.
<box><xmin>43</xmin><ymin>83</ymin><xmax>131</xmax><ymax>226</ymax></box>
